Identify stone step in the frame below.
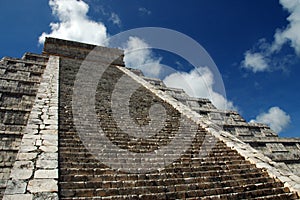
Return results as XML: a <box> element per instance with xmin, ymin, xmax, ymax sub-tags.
<box><xmin>59</xmin><ymin>148</ymin><xmax>241</xmax><ymax>158</ymax></box>
<box><xmin>252</xmin><ymin>193</ymin><xmax>299</xmax><ymax>200</ymax></box>
<box><xmin>60</xmin><ymin>182</ymin><xmax>289</xmax><ymax>199</ymax></box>
<box><xmin>0</xmin><ymin>86</ymin><xmax>38</xmax><ymax>96</ymax></box>
<box><xmin>60</xmin><ymin>168</ymin><xmax>268</xmax><ymax>188</ymax></box>
<box><xmin>60</xmin><ymin>175</ymin><xmax>274</xmax><ymax>190</ymax></box>
<box><xmin>0</xmin><ymin>106</ymin><xmax>31</xmax><ymax>112</ymax></box>
<box><xmin>0</xmin><ymin>75</ymin><xmax>41</xmax><ymax>83</ymax></box>
<box><xmin>58</xmin><ymin>145</ymin><xmax>236</xmax><ymax>153</ymax></box>
<box><xmin>59</xmin><ymin>160</ymin><xmax>249</xmax><ymax>170</ymax></box>
<box><xmin>59</xmin><ymin>153</ymin><xmax>244</xmax><ymax>163</ymax></box>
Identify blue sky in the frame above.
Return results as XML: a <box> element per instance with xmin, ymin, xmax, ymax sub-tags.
<box><xmin>0</xmin><ymin>0</ymin><xmax>299</xmax><ymax>137</ymax></box>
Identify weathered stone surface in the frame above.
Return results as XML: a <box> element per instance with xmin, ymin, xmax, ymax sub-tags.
<box><xmin>36</xmin><ymin>159</ymin><xmax>57</xmax><ymax>169</ymax></box>
<box><xmin>10</xmin><ymin>169</ymin><xmax>33</xmax><ymax>180</ymax></box>
<box><xmin>3</xmin><ymin>194</ymin><xmax>33</xmax><ymax>200</ymax></box>
<box><xmin>34</xmin><ymin>169</ymin><xmax>58</xmax><ymax>179</ymax></box>
<box><xmin>13</xmin><ymin>161</ymin><xmax>34</xmax><ymax>169</ymax></box>
<box><xmin>38</xmin><ymin>153</ymin><xmax>57</xmax><ymax>160</ymax></box>
<box><xmin>35</xmin><ymin>140</ymin><xmax>42</xmax><ymax>146</ymax></box>
<box><xmin>16</xmin><ymin>153</ymin><xmax>37</xmax><ymax>161</ymax></box>
<box><xmin>42</xmin><ymin>139</ymin><xmax>57</xmax><ymax>146</ymax></box>
<box><xmin>39</xmin><ymin>146</ymin><xmax>58</xmax><ymax>153</ymax></box>
<box><xmin>19</xmin><ymin>145</ymin><xmax>37</xmax><ymax>152</ymax></box>
<box><xmin>27</xmin><ymin>179</ymin><xmax>58</xmax><ymax>193</ymax></box>
<box><xmin>4</xmin><ymin>180</ymin><xmax>26</xmax><ymax>194</ymax></box>
<box><xmin>33</xmin><ymin>193</ymin><xmax>58</xmax><ymax>200</ymax></box>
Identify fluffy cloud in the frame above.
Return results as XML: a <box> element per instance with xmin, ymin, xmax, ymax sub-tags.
<box><xmin>242</xmin><ymin>51</ymin><xmax>269</xmax><ymax>72</ymax></box>
<box><xmin>163</xmin><ymin>67</ymin><xmax>236</xmax><ymax>110</ymax></box>
<box><xmin>39</xmin><ymin>0</ymin><xmax>108</xmax><ymax>45</ymax></box>
<box><xmin>271</xmin><ymin>0</ymin><xmax>300</xmax><ymax>55</ymax></box>
<box><xmin>123</xmin><ymin>37</ymin><xmax>236</xmax><ymax>110</ymax></box>
<box><xmin>109</xmin><ymin>12</ymin><xmax>121</xmax><ymax>26</ymax></box>
<box><xmin>241</xmin><ymin>0</ymin><xmax>300</xmax><ymax>72</ymax></box>
<box><xmin>39</xmin><ymin>0</ymin><xmax>235</xmax><ymax>111</ymax></box>
<box><xmin>123</xmin><ymin>36</ymin><xmax>163</xmax><ymax>78</ymax></box>
<box><xmin>250</xmin><ymin>107</ymin><xmax>291</xmax><ymax>133</ymax></box>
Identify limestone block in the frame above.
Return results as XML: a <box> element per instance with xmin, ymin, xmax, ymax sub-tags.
<box><xmin>33</xmin><ymin>193</ymin><xmax>58</xmax><ymax>200</ymax></box>
<box><xmin>19</xmin><ymin>145</ymin><xmax>37</xmax><ymax>152</ymax></box>
<box><xmin>35</xmin><ymin>140</ymin><xmax>42</xmax><ymax>146</ymax></box>
<box><xmin>38</xmin><ymin>153</ymin><xmax>57</xmax><ymax>160</ymax></box>
<box><xmin>13</xmin><ymin>161</ymin><xmax>34</xmax><ymax>169</ymax></box>
<box><xmin>21</xmin><ymin>139</ymin><xmax>35</xmax><ymax>146</ymax></box>
<box><xmin>27</xmin><ymin>179</ymin><xmax>58</xmax><ymax>193</ymax></box>
<box><xmin>39</xmin><ymin>145</ymin><xmax>58</xmax><ymax>153</ymax></box>
<box><xmin>16</xmin><ymin>153</ymin><xmax>38</xmax><ymax>161</ymax></box>
<box><xmin>40</xmin><ymin>130</ymin><xmax>57</xmax><ymax>135</ymax></box>
<box><xmin>34</xmin><ymin>169</ymin><xmax>58</xmax><ymax>179</ymax></box>
<box><xmin>3</xmin><ymin>194</ymin><xmax>33</xmax><ymax>200</ymax></box>
<box><xmin>5</xmin><ymin>180</ymin><xmax>27</xmax><ymax>194</ymax></box>
<box><xmin>10</xmin><ymin>169</ymin><xmax>33</xmax><ymax>180</ymax></box>
<box><xmin>36</xmin><ymin>159</ymin><xmax>57</xmax><ymax>169</ymax></box>
<box><xmin>42</xmin><ymin>139</ymin><xmax>57</xmax><ymax>146</ymax></box>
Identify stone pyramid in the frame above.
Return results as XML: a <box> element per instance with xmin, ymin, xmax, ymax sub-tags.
<box><xmin>1</xmin><ymin>38</ymin><xmax>300</xmax><ymax>199</ymax></box>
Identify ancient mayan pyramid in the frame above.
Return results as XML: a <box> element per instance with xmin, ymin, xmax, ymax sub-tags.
<box><xmin>1</xmin><ymin>37</ymin><xmax>300</xmax><ymax>199</ymax></box>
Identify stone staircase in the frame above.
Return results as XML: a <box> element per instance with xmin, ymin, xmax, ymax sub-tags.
<box><xmin>0</xmin><ymin>37</ymin><xmax>299</xmax><ymax>199</ymax></box>
<box><xmin>0</xmin><ymin>54</ymin><xmax>47</xmax><ymax>198</ymax></box>
<box><xmin>56</xmin><ymin>42</ymin><xmax>298</xmax><ymax>199</ymax></box>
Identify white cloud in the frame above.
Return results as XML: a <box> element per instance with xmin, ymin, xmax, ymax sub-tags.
<box><xmin>163</xmin><ymin>67</ymin><xmax>236</xmax><ymax>110</ymax></box>
<box><xmin>109</xmin><ymin>12</ymin><xmax>121</xmax><ymax>26</ymax></box>
<box><xmin>271</xmin><ymin>0</ymin><xmax>300</xmax><ymax>55</ymax></box>
<box><xmin>241</xmin><ymin>0</ymin><xmax>300</xmax><ymax>72</ymax></box>
<box><xmin>138</xmin><ymin>7</ymin><xmax>152</xmax><ymax>15</ymax></box>
<box><xmin>250</xmin><ymin>106</ymin><xmax>291</xmax><ymax>133</ymax></box>
<box><xmin>123</xmin><ymin>37</ymin><xmax>236</xmax><ymax>110</ymax></box>
<box><xmin>39</xmin><ymin>0</ymin><xmax>108</xmax><ymax>46</ymax></box>
<box><xmin>242</xmin><ymin>51</ymin><xmax>269</xmax><ymax>72</ymax></box>
<box><xmin>39</xmin><ymin>0</ymin><xmax>236</xmax><ymax>111</ymax></box>
<box><xmin>123</xmin><ymin>36</ymin><xmax>162</xmax><ymax>78</ymax></box>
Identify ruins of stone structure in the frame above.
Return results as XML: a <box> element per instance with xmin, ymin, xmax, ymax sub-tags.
<box><xmin>0</xmin><ymin>38</ymin><xmax>300</xmax><ymax>199</ymax></box>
